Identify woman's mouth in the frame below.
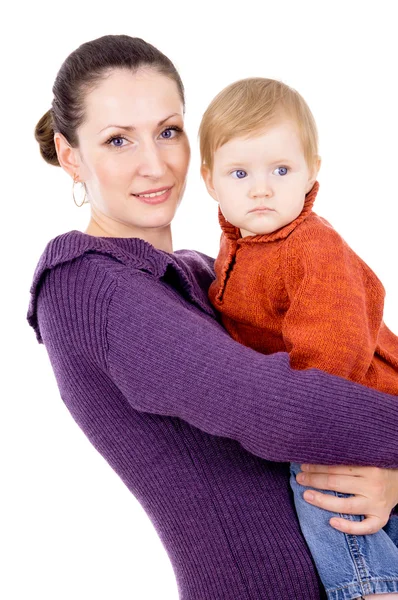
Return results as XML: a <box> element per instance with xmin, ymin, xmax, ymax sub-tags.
<box><xmin>133</xmin><ymin>186</ymin><xmax>173</xmax><ymax>205</ymax></box>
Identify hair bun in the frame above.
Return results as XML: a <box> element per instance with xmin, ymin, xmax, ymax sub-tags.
<box><xmin>35</xmin><ymin>110</ymin><xmax>60</xmax><ymax>166</ymax></box>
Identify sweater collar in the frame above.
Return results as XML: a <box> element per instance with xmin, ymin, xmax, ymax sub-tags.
<box><xmin>219</xmin><ymin>181</ymin><xmax>319</xmax><ymax>243</ymax></box>
<box><xmin>28</xmin><ymin>231</ymin><xmax>216</xmax><ymax>340</ymax></box>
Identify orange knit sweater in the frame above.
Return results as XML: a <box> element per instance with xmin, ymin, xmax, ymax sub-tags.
<box><xmin>209</xmin><ymin>181</ymin><xmax>398</xmax><ymax>394</ymax></box>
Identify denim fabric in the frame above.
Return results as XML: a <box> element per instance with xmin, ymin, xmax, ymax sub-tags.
<box><xmin>290</xmin><ymin>463</ymin><xmax>398</xmax><ymax>600</ymax></box>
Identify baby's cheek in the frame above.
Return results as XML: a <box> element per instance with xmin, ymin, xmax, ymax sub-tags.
<box><xmin>223</xmin><ymin>204</ymin><xmax>244</xmax><ymax>229</ymax></box>
<box><xmin>267</xmin><ymin>213</ymin><xmax>286</xmax><ymax>232</ymax></box>
<box><xmin>276</xmin><ymin>212</ymin><xmax>291</xmax><ymax>228</ymax></box>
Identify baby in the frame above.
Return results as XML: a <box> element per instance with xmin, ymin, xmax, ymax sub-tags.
<box><xmin>199</xmin><ymin>77</ymin><xmax>398</xmax><ymax>600</ymax></box>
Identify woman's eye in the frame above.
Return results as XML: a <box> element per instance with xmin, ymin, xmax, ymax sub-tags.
<box><xmin>231</xmin><ymin>170</ymin><xmax>247</xmax><ymax>179</ymax></box>
<box><xmin>160</xmin><ymin>127</ymin><xmax>182</xmax><ymax>140</ymax></box>
<box><xmin>106</xmin><ymin>136</ymin><xmax>128</xmax><ymax>148</ymax></box>
<box><xmin>273</xmin><ymin>166</ymin><xmax>288</xmax><ymax>176</ymax></box>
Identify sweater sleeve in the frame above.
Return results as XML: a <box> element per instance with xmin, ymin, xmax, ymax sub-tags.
<box><xmin>281</xmin><ymin>220</ymin><xmax>386</xmax><ymax>381</ymax></box>
<box><xmin>105</xmin><ymin>269</ymin><xmax>398</xmax><ymax>468</ymax></box>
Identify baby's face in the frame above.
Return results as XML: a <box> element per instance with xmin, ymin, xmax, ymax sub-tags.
<box><xmin>204</xmin><ymin>121</ymin><xmax>317</xmax><ymax>237</ymax></box>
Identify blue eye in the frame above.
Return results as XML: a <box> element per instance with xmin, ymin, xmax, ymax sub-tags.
<box><xmin>161</xmin><ymin>129</ymin><xmax>173</xmax><ymax>139</ymax></box>
<box><xmin>231</xmin><ymin>170</ymin><xmax>247</xmax><ymax>179</ymax></box>
<box><xmin>106</xmin><ymin>136</ymin><xmax>127</xmax><ymax>147</ymax></box>
<box><xmin>273</xmin><ymin>166</ymin><xmax>288</xmax><ymax>176</ymax></box>
<box><xmin>160</xmin><ymin>126</ymin><xmax>182</xmax><ymax>139</ymax></box>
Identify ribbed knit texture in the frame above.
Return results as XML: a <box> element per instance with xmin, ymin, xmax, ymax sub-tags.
<box><xmin>209</xmin><ymin>181</ymin><xmax>398</xmax><ymax>394</ymax></box>
<box><xmin>28</xmin><ymin>231</ymin><xmax>398</xmax><ymax>599</ymax></box>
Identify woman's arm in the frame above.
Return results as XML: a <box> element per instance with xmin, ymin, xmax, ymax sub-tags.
<box><xmin>104</xmin><ymin>268</ymin><xmax>398</xmax><ymax>467</ymax></box>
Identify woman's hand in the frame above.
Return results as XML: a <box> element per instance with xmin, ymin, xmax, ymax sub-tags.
<box><xmin>296</xmin><ymin>464</ymin><xmax>398</xmax><ymax>535</ymax></box>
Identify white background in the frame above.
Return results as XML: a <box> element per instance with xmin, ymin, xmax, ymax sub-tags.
<box><xmin>2</xmin><ymin>1</ymin><xmax>398</xmax><ymax>598</ymax></box>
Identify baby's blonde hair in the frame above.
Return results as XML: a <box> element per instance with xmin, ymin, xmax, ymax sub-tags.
<box><xmin>199</xmin><ymin>78</ymin><xmax>319</xmax><ymax>172</ymax></box>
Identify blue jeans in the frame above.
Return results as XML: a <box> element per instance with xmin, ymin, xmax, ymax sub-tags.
<box><xmin>290</xmin><ymin>463</ymin><xmax>398</xmax><ymax>600</ymax></box>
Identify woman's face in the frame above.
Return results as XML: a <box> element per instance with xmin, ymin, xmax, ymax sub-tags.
<box><xmin>65</xmin><ymin>68</ymin><xmax>190</xmax><ymax>238</ymax></box>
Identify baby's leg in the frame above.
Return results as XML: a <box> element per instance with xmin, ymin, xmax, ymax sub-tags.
<box><xmin>290</xmin><ymin>463</ymin><xmax>398</xmax><ymax>600</ymax></box>
<box><xmin>362</xmin><ymin>518</ymin><xmax>398</xmax><ymax>598</ymax></box>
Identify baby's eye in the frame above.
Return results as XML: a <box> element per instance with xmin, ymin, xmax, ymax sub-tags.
<box><xmin>273</xmin><ymin>166</ymin><xmax>288</xmax><ymax>176</ymax></box>
<box><xmin>231</xmin><ymin>170</ymin><xmax>247</xmax><ymax>179</ymax></box>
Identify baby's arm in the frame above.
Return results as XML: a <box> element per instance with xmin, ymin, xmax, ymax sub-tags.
<box><xmin>281</xmin><ymin>218</ymin><xmax>388</xmax><ymax>382</ymax></box>
<box><xmin>282</xmin><ymin>223</ymin><xmax>398</xmax><ymax>596</ymax></box>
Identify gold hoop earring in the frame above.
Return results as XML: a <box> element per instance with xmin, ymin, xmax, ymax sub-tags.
<box><xmin>72</xmin><ymin>175</ymin><xmax>87</xmax><ymax>208</ymax></box>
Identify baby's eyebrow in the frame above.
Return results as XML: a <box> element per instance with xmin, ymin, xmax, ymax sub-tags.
<box><xmin>223</xmin><ymin>161</ymin><xmax>250</xmax><ymax>168</ymax></box>
<box><xmin>223</xmin><ymin>158</ymin><xmax>293</xmax><ymax>169</ymax></box>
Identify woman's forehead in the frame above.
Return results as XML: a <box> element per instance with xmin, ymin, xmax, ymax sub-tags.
<box><xmin>83</xmin><ymin>68</ymin><xmax>183</xmax><ymax>130</ymax></box>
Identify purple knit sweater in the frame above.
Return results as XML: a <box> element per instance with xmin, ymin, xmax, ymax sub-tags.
<box><xmin>27</xmin><ymin>231</ymin><xmax>398</xmax><ymax>600</ymax></box>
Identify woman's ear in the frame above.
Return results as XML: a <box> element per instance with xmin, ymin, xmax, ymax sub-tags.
<box><xmin>201</xmin><ymin>165</ymin><xmax>219</xmax><ymax>202</ymax></box>
<box><xmin>306</xmin><ymin>155</ymin><xmax>322</xmax><ymax>193</ymax></box>
<box><xmin>54</xmin><ymin>133</ymin><xmax>83</xmax><ymax>180</ymax></box>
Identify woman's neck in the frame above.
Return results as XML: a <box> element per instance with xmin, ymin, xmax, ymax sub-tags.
<box><xmin>84</xmin><ymin>216</ymin><xmax>173</xmax><ymax>253</ymax></box>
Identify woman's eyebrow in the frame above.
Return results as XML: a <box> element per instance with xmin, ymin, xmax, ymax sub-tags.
<box><xmin>98</xmin><ymin>113</ymin><xmax>181</xmax><ymax>134</ymax></box>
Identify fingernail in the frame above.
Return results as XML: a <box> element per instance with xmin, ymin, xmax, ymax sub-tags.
<box><xmin>297</xmin><ymin>473</ymin><xmax>306</xmax><ymax>483</ymax></box>
<box><xmin>304</xmin><ymin>491</ymin><xmax>314</xmax><ymax>502</ymax></box>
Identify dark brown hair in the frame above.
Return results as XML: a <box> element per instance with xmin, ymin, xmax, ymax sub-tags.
<box><xmin>35</xmin><ymin>35</ymin><xmax>185</xmax><ymax>166</ymax></box>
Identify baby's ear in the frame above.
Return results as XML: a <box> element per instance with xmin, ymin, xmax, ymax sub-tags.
<box><xmin>201</xmin><ymin>165</ymin><xmax>218</xmax><ymax>202</ymax></box>
<box><xmin>306</xmin><ymin>155</ymin><xmax>322</xmax><ymax>192</ymax></box>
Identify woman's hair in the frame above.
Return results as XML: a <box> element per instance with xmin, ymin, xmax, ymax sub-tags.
<box><xmin>199</xmin><ymin>77</ymin><xmax>319</xmax><ymax>172</ymax></box>
<box><xmin>35</xmin><ymin>35</ymin><xmax>185</xmax><ymax>166</ymax></box>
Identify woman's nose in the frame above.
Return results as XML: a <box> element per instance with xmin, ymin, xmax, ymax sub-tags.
<box><xmin>136</xmin><ymin>142</ymin><xmax>167</xmax><ymax>179</ymax></box>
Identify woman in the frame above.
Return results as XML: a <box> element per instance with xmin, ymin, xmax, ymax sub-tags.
<box><xmin>29</xmin><ymin>35</ymin><xmax>398</xmax><ymax>599</ymax></box>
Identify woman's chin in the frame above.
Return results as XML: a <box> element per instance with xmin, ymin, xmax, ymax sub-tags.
<box><xmin>136</xmin><ymin>206</ymin><xmax>179</xmax><ymax>229</ymax></box>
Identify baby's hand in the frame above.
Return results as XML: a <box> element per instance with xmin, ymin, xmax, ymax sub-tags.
<box><xmin>296</xmin><ymin>464</ymin><xmax>398</xmax><ymax>535</ymax></box>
